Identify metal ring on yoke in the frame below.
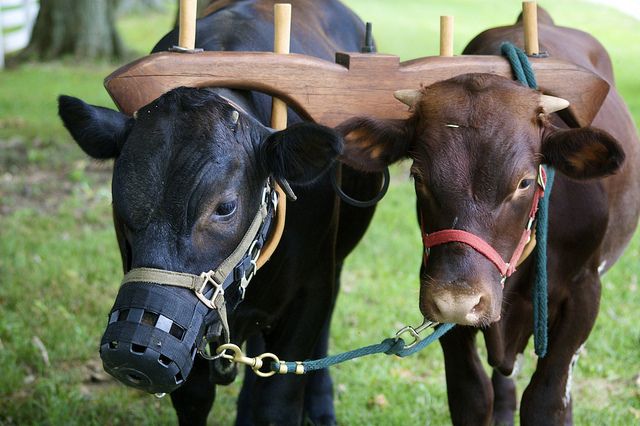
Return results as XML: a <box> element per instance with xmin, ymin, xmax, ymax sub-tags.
<box><xmin>331</xmin><ymin>165</ymin><xmax>390</xmax><ymax>208</ymax></box>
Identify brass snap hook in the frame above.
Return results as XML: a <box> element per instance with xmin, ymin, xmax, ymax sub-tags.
<box><xmin>395</xmin><ymin>319</ymin><xmax>438</xmax><ymax>349</ymax></box>
<box><xmin>216</xmin><ymin>343</ymin><xmax>280</xmax><ymax>377</ymax></box>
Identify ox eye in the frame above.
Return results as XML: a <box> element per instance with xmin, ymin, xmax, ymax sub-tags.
<box><xmin>211</xmin><ymin>200</ymin><xmax>237</xmax><ymax>220</ymax></box>
<box><xmin>518</xmin><ymin>179</ymin><xmax>533</xmax><ymax>190</ymax></box>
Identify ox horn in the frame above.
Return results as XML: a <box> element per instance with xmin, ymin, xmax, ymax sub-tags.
<box><xmin>394</xmin><ymin>89</ymin><xmax>422</xmax><ymax>108</ymax></box>
<box><xmin>540</xmin><ymin>94</ymin><xmax>570</xmax><ymax>113</ymax></box>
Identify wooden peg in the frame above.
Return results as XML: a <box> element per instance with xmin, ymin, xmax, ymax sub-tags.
<box><xmin>439</xmin><ymin>16</ymin><xmax>454</xmax><ymax>57</ymax></box>
<box><xmin>261</xmin><ymin>3</ymin><xmax>292</xmax><ymax>268</ymax></box>
<box><xmin>361</xmin><ymin>22</ymin><xmax>374</xmax><ymax>53</ymax></box>
<box><xmin>178</xmin><ymin>0</ymin><xmax>198</xmax><ymax>50</ymax></box>
<box><xmin>523</xmin><ymin>1</ymin><xmax>539</xmax><ymax>55</ymax></box>
<box><xmin>271</xmin><ymin>3</ymin><xmax>292</xmax><ymax>130</ymax></box>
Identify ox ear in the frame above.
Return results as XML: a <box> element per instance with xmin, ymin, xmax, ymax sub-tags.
<box><xmin>338</xmin><ymin>118</ymin><xmax>413</xmax><ymax>172</ymax></box>
<box><xmin>336</xmin><ymin>117</ymin><xmax>412</xmax><ymax>172</ymax></box>
<box><xmin>542</xmin><ymin>127</ymin><xmax>625</xmax><ymax>179</ymax></box>
<box><xmin>58</xmin><ymin>95</ymin><xmax>132</xmax><ymax>159</ymax></box>
<box><xmin>260</xmin><ymin>122</ymin><xmax>343</xmax><ymax>186</ymax></box>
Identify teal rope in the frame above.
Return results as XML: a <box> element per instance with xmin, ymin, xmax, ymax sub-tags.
<box><xmin>500</xmin><ymin>43</ymin><xmax>537</xmax><ymax>88</ymax></box>
<box><xmin>272</xmin><ymin>323</ymin><xmax>455</xmax><ymax>374</ymax></box>
<box><xmin>533</xmin><ymin>169</ymin><xmax>554</xmax><ymax>357</ymax></box>
<box><xmin>501</xmin><ymin>42</ymin><xmax>551</xmax><ymax>357</ymax></box>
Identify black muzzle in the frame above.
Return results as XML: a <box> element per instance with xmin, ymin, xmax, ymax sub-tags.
<box><xmin>99</xmin><ymin>179</ymin><xmax>278</xmax><ymax>394</ymax></box>
<box><xmin>100</xmin><ymin>282</ymin><xmax>210</xmax><ymax>394</ymax></box>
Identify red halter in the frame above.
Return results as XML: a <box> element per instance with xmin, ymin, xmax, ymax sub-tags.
<box><xmin>421</xmin><ymin>165</ymin><xmax>547</xmax><ymax>284</ymax></box>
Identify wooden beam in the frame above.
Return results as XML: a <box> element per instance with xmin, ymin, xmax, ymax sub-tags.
<box><xmin>105</xmin><ymin>51</ymin><xmax>609</xmax><ymax>127</ymax></box>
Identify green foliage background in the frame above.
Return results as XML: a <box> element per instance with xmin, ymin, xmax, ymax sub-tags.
<box><xmin>0</xmin><ymin>1</ymin><xmax>638</xmax><ymax>424</ymax></box>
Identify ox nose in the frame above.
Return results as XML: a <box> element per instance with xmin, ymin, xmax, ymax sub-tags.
<box><xmin>422</xmin><ymin>286</ymin><xmax>492</xmax><ymax>325</ymax></box>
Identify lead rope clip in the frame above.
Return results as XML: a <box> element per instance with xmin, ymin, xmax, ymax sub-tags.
<box><xmin>395</xmin><ymin>319</ymin><xmax>438</xmax><ymax>349</ymax></box>
<box><xmin>216</xmin><ymin>343</ymin><xmax>280</xmax><ymax>378</ymax></box>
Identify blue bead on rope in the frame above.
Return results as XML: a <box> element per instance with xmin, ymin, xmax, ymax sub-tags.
<box><xmin>501</xmin><ymin>42</ymin><xmax>552</xmax><ymax>357</ymax></box>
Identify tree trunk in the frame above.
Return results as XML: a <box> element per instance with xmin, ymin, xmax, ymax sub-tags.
<box><xmin>21</xmin><ymin>0</ymin><xmax>124</xmax><ymax>61</ymax></box>
<box><xmin>119</xmin><ymin>0</ymin><xmax>171</xmax><ymax>14</ymax></box>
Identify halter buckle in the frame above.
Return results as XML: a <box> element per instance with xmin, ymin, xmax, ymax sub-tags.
<box><xmin>526</xmin><ymin>217</ymin><xmax>535</xmax><ymax>231</ymax></box>
<box><xmin>239</xmin><ymin>259</ymin><xmax>257</xmax><ymax>300</ymax></box>
<box><xmin>261</xmin><ymin>182</ymin><xmax>271</xmax><ymax>205</ymax></box>
<box><xmin>537</xmin><ymin>165</ymin><xmax>546</xmax><ymax>190</ymax></box>
<box><xmin>271</xmin><ymin>186</ymin><xmax>279</xmax><ymax>211</ymax></box>
<box><xmin>196</xmin><ymin>271</ymin><xmax>224</xmax><ymax>310</ymax></box>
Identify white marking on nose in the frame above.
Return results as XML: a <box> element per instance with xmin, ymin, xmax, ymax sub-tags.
<box><xmin>433</xmin><ymin>291</ymin><xmax>482</xmax><ymax>324</ymax></box>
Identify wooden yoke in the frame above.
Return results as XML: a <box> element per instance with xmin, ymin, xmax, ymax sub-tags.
<box><xmin>105</xmin><ymin>3</ymin><xmax>609</xmax><ymax>128</ymax></box>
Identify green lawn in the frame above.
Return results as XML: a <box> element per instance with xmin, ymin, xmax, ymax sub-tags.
<box><xmin>1</xmin><ymin>1</ymin><xmax>639</xmax><ymax>425</ymax></box>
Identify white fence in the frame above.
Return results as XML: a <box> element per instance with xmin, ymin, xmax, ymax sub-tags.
<box><xmin>0</xmin><ymin>0</ymin><xmax>39</xmax><ymax>69</ymax></box>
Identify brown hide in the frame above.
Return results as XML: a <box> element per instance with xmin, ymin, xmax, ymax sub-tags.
<box><xmin>443</xmin><ymin>11</ymin><xmax>640</xmax><ymax>425</ymax></box>
<box><xmin>339</xmin><ymin>9</ymin><xmax>640</xmax><ymax>425</ymax></box>
<box><xmin>465</xmin><ymin>12</ymin><xmax>640</xmax><ymax>370</ymax></box>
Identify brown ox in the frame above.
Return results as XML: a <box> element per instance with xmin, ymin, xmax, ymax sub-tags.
<box><xmin>339</xmin><ymin>10</ymin><xmax>640</xmax><ymax>426</ymax></box>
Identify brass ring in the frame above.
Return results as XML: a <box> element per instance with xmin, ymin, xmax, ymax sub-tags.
<box><xmin>253</xmin><ymin>353</ymin><xmax>280</xmax><ymax>378</ymax></box>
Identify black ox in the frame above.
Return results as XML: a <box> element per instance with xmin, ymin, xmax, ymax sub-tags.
<box><xmin>58</xmin><ymin>1</ymin><xmax>380</xmax><ymax>424</ymax></box>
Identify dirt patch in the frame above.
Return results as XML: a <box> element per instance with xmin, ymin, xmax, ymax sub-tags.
<box><xmin>0</xmin><ymin>159</ymin><xmax>113</xmax><ymax>216</ymax></box>
<box><xmin>1</xmin><ymin>135</ymin><xmax>115</xmax><ymax>215</ymax></box>
<box><xmin>79</xmin><ymin>358</ymin><xmax>119</xmax><ymax>398</ymax></box>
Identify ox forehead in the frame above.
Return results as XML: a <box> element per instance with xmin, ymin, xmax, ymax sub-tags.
<box><xmin>112</xmin><ymin>89</ymin><xmax>261</xmax><ymax>233</ymax></box>
<box><xmin>410</xmin><ymin>74</ymin><xmax>542</xmax><ymax>206</ymax></box>
<box><xmin>417</xmin><ymin>73</ymin><xmax>542</xmax><ymax>128</ymax></box>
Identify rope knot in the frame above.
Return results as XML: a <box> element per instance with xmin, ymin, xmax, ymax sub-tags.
<box><xmin>383</xmin><ymin>338</ymin><xmax>406</xmax><ymax>355</ymax></box>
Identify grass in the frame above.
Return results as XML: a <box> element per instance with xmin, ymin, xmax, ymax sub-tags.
<box><xmin>0</xmin><ymin>0</ymin><xmax>639</xmax><ymax>424</ymax></box>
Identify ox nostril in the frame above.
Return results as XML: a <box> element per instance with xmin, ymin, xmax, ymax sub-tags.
<box><xmin>471</xmin><ymin>296</ymin><xmax>486</xmax><ymax>314</ymax></box>
<box><xmin>431</xmin><ymin>292</ymin><xmax>487</xmax><ymax>325</ymax></box>
<box><xmin>431</xmin><ymin>301</ymin><xmax>441</xmax><ymax>317</ymax></box>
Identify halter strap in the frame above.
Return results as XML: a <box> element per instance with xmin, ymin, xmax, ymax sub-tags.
<box><xmin>424</xmin><ymin>229</ymin><xmax>510</xmax><ymax>276</ymax></box>
<box><xmin>121</xmin><ymin>179</ymin><xmax>280</xmax><ymax>309</ymax></box>
<box><xmin>422</xmin><ymin>165</ymin><xmax>547</xmax><ymax>282</ymax></box>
